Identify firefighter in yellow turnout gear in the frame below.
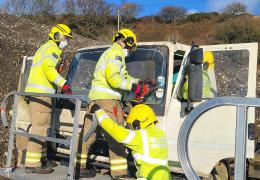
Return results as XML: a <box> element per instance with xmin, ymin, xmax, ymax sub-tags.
<box><xmin>78</xmin><ymin>29</ymin><xmax>151</xmax><ymax>178</ymax></box>
<box><xmin>24</xmin><ymin>24</ymin><xmax>73</xmax><ymax>174</ymax></box>
<box><xmin>88</xmin><ymin>28</ymin><xmax>139</xmax><ymax>100</ymax></box>
<box><xmin>89</xmin><ymin>104</ymin><xmax>171</xmax><ymax>180</ymax></box>
<box><xmin>202</xmin><ymin>51</ymin><xmax>215</xmax><ymax>98</ymax></box>
<box><xmin>181</xmin><ymin>51</ymin><xmax>214</xmax><ymax>99</ymax></box>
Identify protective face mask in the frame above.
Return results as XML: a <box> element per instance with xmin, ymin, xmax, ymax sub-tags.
<box><xmin>123</xmin><ymin>49</ymin><xmax>129</xmax><ymax>57</ymax></box>
<box><xmin>59</xmin><ymin>39</ymin><xmax>68</xmax><ymax>49</ymax></box>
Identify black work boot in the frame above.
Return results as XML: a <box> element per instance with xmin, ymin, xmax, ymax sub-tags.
<box><xmin>111</xmin><ymin>173</ymin><xmax>134</xmax><ymax>180</ymax></box>
<box><xmin>79</xmin><ymin>168</ymin><xmax>96</xmax><ymax>178</ymax></box>
<box><xmin>42</xmin><ymin>159</ymin><xmax>57</xmax><ymax>168</ymax></box>
<box><xmin>111</xmin><ymin>177</ymin><xmax>130</xmax><ymax>180</ymax></box>
<box><xmin>25</xmin><ymin>165</ymin><xmax>54</xmax><ymax>174</ymax></box>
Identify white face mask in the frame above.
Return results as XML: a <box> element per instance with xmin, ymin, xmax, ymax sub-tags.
<box><xmin>123</xmin><ymin>49</ymin><xmax>129</xmax><ymax>57</ymax></box>
<box><xmin>59</xmin><ymin>38</ymin><xmax>68</xmax><ymax>49</ymax></box>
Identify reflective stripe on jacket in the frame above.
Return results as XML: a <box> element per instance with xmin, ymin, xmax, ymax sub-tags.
<box><xmin>95</xmin><ymin>109</ymin><xmax>171</xmax><ymax>180</ymax></box>
<box><xmin>25</xmin><ymin>151</ymin><xmax>47</xmax><ymax>164</ymax></box>
<box><xmin>25</xmin><ymin>40</ymin><xmax>66</xmax><ymax>93</ymax></box>
<box><xmin>202</xmin><ymin>70</ymin><xmax>211</xmax><ymax>98</ymax></box>
<box><xmin>88</xmin><ymin>43</ymin><xmax>139</xmax><ymax>100</ymax></box>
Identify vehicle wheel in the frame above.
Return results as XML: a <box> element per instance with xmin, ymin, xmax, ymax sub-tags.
<box><xmin>202</xmin><ymin>160</ymin><xmax>231</xmax><ymax>180</ymax></box>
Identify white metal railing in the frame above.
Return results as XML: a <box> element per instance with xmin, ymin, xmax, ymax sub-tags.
<box><xmin>177</xmin><ymin>97</ymin><xmax>259</xmax><ymax>180</ymax></box>
<box><xmin>0</xmin><ymin>91</ymin><xmax>97</xmax><ymax>180</ymax></box>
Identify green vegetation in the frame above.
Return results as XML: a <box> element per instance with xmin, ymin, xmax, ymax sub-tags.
<box><xmin>216</xmin><ymin>15</ymin><xmax>260</xmax><ymax>43</ymax></box>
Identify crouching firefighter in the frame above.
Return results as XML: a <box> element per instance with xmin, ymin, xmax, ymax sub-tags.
<box><xmin>89</xmin><ymin>104</ymin><xmax>171</xmax><ymax>180</ymax></box>
<box><xmin>23</xmin><ymin>24</ymin><xmax>73</xmax><ymax>174</ymax></box>
<box><xmin>77</xmin><ymin>28</ymin><xmax>154</xmax><ymax>179</ymax></box>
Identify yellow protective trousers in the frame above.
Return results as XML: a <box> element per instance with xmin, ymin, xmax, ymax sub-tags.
<box><xmin>78</xmin><ymin>99</ymin><xmax>128</xmax><ymax>177</ymax></box>
<box><xmin>25</xmin><ymin>97</ymin><xmax>52</xmax><ymax>167</ymax></box>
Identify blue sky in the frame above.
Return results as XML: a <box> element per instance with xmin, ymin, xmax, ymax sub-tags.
<box><xmin>0</xmin><ymin>0</ymin><xmax>259</xmax><ymax>16</ymax></box>
<box><xmin>106</xmin><ymin>0</ymin><xmax>260</xmax><ymax>16</ymax></box>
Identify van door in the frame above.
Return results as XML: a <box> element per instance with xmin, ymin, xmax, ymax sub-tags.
<box><xmin>16</xmin><ymin>56</ymin><xmax>33</xmax><ymax>130</ymax></box>
<box><xmin>167</xmin><ymin>42</ymin><xmax>258</xmax><ymax>176</ymax></box>
<box><xmin>14</xmin><ymin>56</ymin><xmax>33</xmax><ymax>166</ymax></box>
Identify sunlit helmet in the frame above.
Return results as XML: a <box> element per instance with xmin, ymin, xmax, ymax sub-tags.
<box><xmin>112</xmin><ymin>28</ymin><xmax>137</xmax><ymax>51</ymax></box>
<box><xmin>48</xmin><ymin>24</ymin><xmax>73</xmax><ymax>43</ymax></box>
<box><xmin>126</xmin><ymin>104</ymin><xmax>157</xmax><ymax>130</ymax></box>
<box><xmin>203</xmin><ymin>51</ymin><xmax>215</xmax><ymax>70</ymax></box>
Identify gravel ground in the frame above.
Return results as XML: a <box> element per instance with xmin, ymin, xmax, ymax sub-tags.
<box><xmin>0</xmin><ymin>165</ymin><xmax>111</xmax><ymax>180</ymax></box>
<box><xmin>0</xmin><ymin>165</ymin><xmax>187</xmax><ymax>180</ymax></box>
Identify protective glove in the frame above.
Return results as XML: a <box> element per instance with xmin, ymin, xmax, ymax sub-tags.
<box><xmin>144</xmin><ymin>79</ymin><xmax>157</xmax><ymax>87</ymax></box>
<box><xmin>140</xmin><ymin>83</ymin><xmax>152</xmax><ymax>98</ymax></box>
<box><xmin>61</xmin><ymin>83</ymin><xmax>72</xmax><ymax>95</ymax></box>
<box><xmin>131</xmin><ymin>82</ymin><xmax>152</xmax><ymax>99</ymax></box>
<box><xmin>89</xmin><ymin>103</ymin><xmax>101</xmax><ymax>113</ymax></box>
<box><xmin>131</xmin><ymin>83</ymin><xmax>142</xmax><ymax>96</ymax></box>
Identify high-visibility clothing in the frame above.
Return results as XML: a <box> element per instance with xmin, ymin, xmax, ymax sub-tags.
<box><xmin>202</xmin><ymin>70</ymin><xmax>211</xmax><ymax>98</ymax></box>
<box><xmin>181</xmin><ymin>69</ymin><xmax>211</xmax><ymax>99</ymax></box>
<box><xmin>94</xmin><ymin>109</ymin><xmax>171</xmax><ymax>180</ymax></box>
<box><xmin>25</xmin><ymin>40</ymin><xmax>66</xmax><ymax>94</ymax></box>
<box><xmin>75</xmin><ymin>153</ymin><xmax>87</xmax><ymax>165</ymax></box>
<box><xmin>88</xmin><ymin>43</ymin><xmax>139</xmax><ymax>100</ymax></box>
<box><xmin>25</xmin><ymin>151</ymin><xmax>47</xmax><ymax>164</ymax></box>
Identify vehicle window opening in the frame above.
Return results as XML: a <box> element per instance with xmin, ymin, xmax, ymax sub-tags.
<box><xmin>124</xmin><ymin>46</ymin><xmax>169</xmax><ymax>106</ymax></box>
<box><xmin>66</xmin><ymin>45</ymin><xmax>169</xmax><ymax>113</ymax></box>
<box><xmin>176</xmin><ymin>49</ymin><xmax>250</xmax><ymax>102</ymax></box>
<box><xmin>172</xmin><ymin>50</ymin><xmax>185</xmax><ymax>95</ymax></box>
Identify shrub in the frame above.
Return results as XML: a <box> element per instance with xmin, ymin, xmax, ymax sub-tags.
<box><xmin>215</xmin><ymin>16</ymin><xmax>260</xmax><ymax>43</ymax></box>
<box><xmin>186</xmin><ymin>12</ymin><xmax>219</xmax><ymax>23</ymax></box>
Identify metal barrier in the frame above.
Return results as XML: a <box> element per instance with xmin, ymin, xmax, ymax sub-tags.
<box><xmin>177</xmin><ymin>97</ymin><xmax>260</xmax><ymax>180</ymax></box>
<box><xmin>0</xmin><ymin>91</ymin><xmax>97</xmax><ymax>180</ymax></box>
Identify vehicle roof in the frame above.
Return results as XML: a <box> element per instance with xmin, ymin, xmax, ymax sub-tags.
<box><xmin>77</xmin><ymin>41</ymin><xmax>188</xmax><ymax>52</ymax></box>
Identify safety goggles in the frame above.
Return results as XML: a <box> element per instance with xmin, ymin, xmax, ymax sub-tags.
<box><xmin>127</xmin><ymin>119</ymin><xmax>141</xmax><ymax>130</ymax></box>
<box><xmin>125</xmin><ymin>37</ymin><xmax>136</xmax><ymax>51</ymax></box>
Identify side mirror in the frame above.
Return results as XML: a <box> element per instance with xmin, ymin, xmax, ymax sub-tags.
<box><xmin>188</xmin><ymin>64</ymin><xmax>202</xmax><ymax>102</ymax></box>
<box><xmin>188</xmin><ymin>48</ymin><xmax>203</xmax><ymax>102</ymax></box>
<box><xmin>190</xmin><ymin>48</ymin><xmax>203</xmax><ymax>64</ymax></box>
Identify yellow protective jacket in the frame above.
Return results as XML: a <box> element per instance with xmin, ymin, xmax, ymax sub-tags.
<box><xmin>180</xmin><ymin>69</ymin><xmax>211</xmax><ymax>99</ymax></box>
<box><xmin>88</xmin><ymin>43</ymin><xmax>139</xmax><ymax>100</ymax></box>
<box><xmin>95</xmin><ymin>109</ymin><xmax>171</xmax><ymax>180</ymax></box>
<box><xmin>25</xmin><ymin>40</ymin><xmax>66</xmax><ymax>93</ymax></box>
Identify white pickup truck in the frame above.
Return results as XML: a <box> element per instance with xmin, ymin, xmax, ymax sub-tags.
<box><xmin>11</xmin><ymin>41</ymin><xmax>260</xmax><ymax>179</ymax></box>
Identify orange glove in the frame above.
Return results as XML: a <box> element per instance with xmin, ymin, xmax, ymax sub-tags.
<box><xmin>131</xmin><ymin>82</ymin><xmax>152</xmax><ymax>101</ymax></box>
